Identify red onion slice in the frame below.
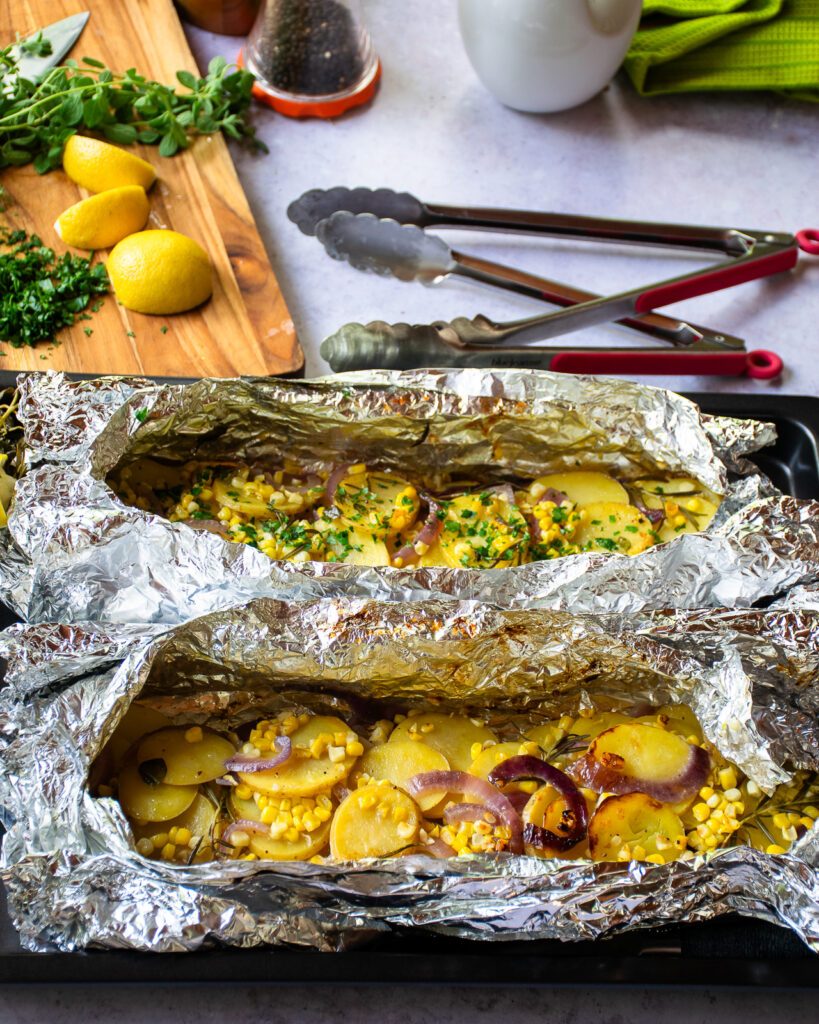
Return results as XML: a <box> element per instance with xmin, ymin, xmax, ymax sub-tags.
<box><xmin>407</xmin><ymin>770</ymin><xmax>522</xmax><ymax>854</ymax></box>
<box><xmin>443</xmin><ymin>802</ymin><xmax>495</xmax><ymax>825</ymax></box>
<box><xmin>224</xmin><ymin>736</ymin><xmax>291</xmax><ymax>773</ymax></box>
<box><xmin>393</xmin><ymin>501</ymin><xmax>443</xmax><ymax>566</ymax></box>
<box><xmin>325</xmin><ymin>464</ymin><xmax>350</xmax><ymax>505</ymax></box>
<box><xmin>221</xmin><ymin>819</ymin><xmax>269</xmax><ymax>847</ymax></box>
<box><xmin>571</xmin><ymin>738</ymin><xmax>711</xmax><ymax>805</ymax></box>
<box><xmin>540</xmin><ymin>487</ymin><xmax>569</xmax><ymax>506</ymax></box>
<box><xmin>488</xmin><ymin>755</ymin><xmax>588</xmax><ymax>853</ymax></box>
<box><xmin>425</xmin><ymin>837</ymin><xmax>457</xmax><ymax>859</ymax></box>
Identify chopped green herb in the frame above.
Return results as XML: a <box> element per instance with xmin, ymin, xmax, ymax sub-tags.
<box><xmin>83</xmin><ymin>327</ymin><xmax>93</xmax><ymax>336</ymax></box>
<box><xmin>160</xmin><ymin>325</ymin><xmax>169</xmax><ymax>334</ymax></box>
<box><xmin>624</xmin><ymin>525</ymin><xmax>638</xmax><ymax>533</ymax></box>
<box><xmin>134</xmin><ymin>407</ymin><xmax>149</xmax><ymax>423</ymax></box>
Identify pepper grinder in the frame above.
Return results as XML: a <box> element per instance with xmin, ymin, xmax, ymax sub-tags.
<box><xmin>243</xmin><ymin>0</ymin><xmax>381</xmax><ymax>117</ymax></box>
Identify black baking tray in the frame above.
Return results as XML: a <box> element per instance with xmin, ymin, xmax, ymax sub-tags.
<box><xmin>0</xmin><ymin>385</ymin><xmax>817</xmax><ymax>986</ymax></box>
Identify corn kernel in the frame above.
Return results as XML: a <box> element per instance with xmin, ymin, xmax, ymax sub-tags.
<box><xmin>346</xmin><ymin>740</ymin><xmax>364</xmax><ymax>757</ymax></box>
<box><xmin>723</xmin><ymin>787</ymin><xmax>741</xmax><ymax>802</ymax></box>
<box><xmin>235</xmin><ymin>784</ymin><xmax>253</xmax><ymax>801</ymax></box>
<box><xmin>706</xmin><ymin>794</ymin><xmax>720</xmax><ymax>809</ymax></box>
<box><xmin>184</xmin><ymin>726</ymin><xmax>203</xmax><ymax>743</ymax></box>
<box><xmin>268</xmin><ymin>821</ymin><xmax>288</xmax><ymax>839</ymax></box>
<box><xmin>631</xmin><ymin>844</ymin><xmax>647</xmax><ymax>861</ymax></box>
<box><xmin>160</xmin><ymin>842</ymin><xmax>176</xmax><ymax>861</ymax></box>
<box><xmin>358</xmin><ymin>790</ymin><xmax>378</xmax><ymax>810</ymax></box>
<box><xmin>136</xmin><ymin>838</ymin><xmax>154</xmax><ymax>857</ymax></box>
<box><xmin>284</xmin><ymin>827</ymin><xmax>300</xmax><ymax>843</ymax></box>
<box><xmin>766</xmin><ymin>844</ymin><xmax>786</xmax><ymax>855</ymax></box>
<box><xmin>175</xmin><ymin>827</ymin><xmax>192</xmax><ymax>846</ymax></box>
<box><xmin>328</xmin><ymin>744</ymin><xmax>346</xmax><ymax>763</ymax></box>
<box><xmin>261</xmin><ymin>806</ymin><xmax>276</xmax><ymax>825</ymax></box>
<box><xmin>645</xmin><ymin>853</ymin><xmax>665</xmax><ymax>865</ymax></box>
<box><xmin>470</xmin><ymin>742</ymin><xmax>483</xmax><ymax>761</ymax></box>
<box><xmin>801</xmin><ymin>816</ymin><xmax>816</xmax><ymax>830</ymax></box>
<box><xmin>692</xmin><ymin>802</ymin><xmax>710</xmax><ymax>822</ymax></box>
<box><xmin>781</xmin><ymin>825</ymin><xmax>798</xmax><ymax>842</ymax></box>
<box><xmin>718</xmin><ymin>767</ymin><xmax>738</xmax><ymax>791</ymax></box>
<box><xmin>746</xmin><ymin>780</ymin><xmax>761</xmax><ymax>798</ymax></box>
<box><xmin>773</xmin><ymin>812</ymin><xmax>791</xmax><ymax>830</ymax></box>
<box><xmin>804</xmin><ymin>805</ymin><xmax>819</xmax><ymax>819</ymax></box>
<box><xmin>151</xmin><ymin>832</ymin><xmax>169</xmax><ymax>850</ymax></box>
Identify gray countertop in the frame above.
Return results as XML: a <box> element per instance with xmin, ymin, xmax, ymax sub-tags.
<box><xmin>186</xmin><ymin>1</ymin><xmax>818</xmax><ymax>393</ymax></box>
<box><xmin>3</xmin><ymin>2</ymin><xmax>819</xmax><ymax>1019</ymax></box>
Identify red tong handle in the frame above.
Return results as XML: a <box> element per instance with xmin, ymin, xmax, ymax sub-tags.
<box><xmin>550</xmin><ymin>349</ymin><xmax>783</xmax><ymax>380</ymax></box>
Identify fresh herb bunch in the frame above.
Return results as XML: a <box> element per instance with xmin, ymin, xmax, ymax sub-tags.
<box><xmin>0</xmin><ymin>51</ymin><xmax>266</xmax><ymax>172</ymax></box>
<box><xmin>0</xmin><ymin>229</ymin><xmax>109</xmax><ymax>347</ymax></box>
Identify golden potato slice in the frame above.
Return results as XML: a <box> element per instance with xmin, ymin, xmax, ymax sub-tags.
<box><xmin>524</xmin><ymin>720</ymin><xmax>572</xmax><ymax>755</ymax></box>
<box><xmin>389</xmin><ymin>713</ymin><xmax>497</xmax><ymax>772</ymax></box>
<box><xmin>132</xmin><ymin>792</ymin><xmax>219</xmax><ymax>848</ymax></box>
<box><xmin>532</xmin><ymin>472</ymin><xmax>628</xmax><ymax>508</ymax></box>
<box><xmin>118</xmin><ymin>762</ymin><xmax>198</xmax><ymax>822</ymax></box>
<box><xmin>349</xmin><ymin>740</ymin><xmax>449</xmax><ymax>811</ymax></box>
<box><xmin>213</xmin><ymin>475</ymin><xmax>274</xmax><ymax>518</ymax></box>
<box><xmin>230</xmin><ymin>790</ymin><xmax>263</xmax><ymax>822</ymax></box>
<box><xmin>106</xmin><ymin>704</ymin><xmax>173</xmax><ymax>768</ymax></box>
<box><xmin>238</xmin><ymin>715</ymin><xmax>357</xmax><ymax>797</ymax></box>
<box><xmin>334</xmin><ymin>469</ymin><xmax>420</xmax><ymax>540</ymax></box>
<box><xmin>137</xmin><ymin>726</ymin><xmax>236</xmax><ymax>786</ymax></box>
<box><xmin>250</xmin><ymin>819</ymin><xmax>331</xmax><ymax>861</ymax></box>
<box><xmin>329</xmin><ymin>782</ymin><xmax>420</xmax><ymax>860</ymax></box>
<box><xmin>468</xmin><ymin>742</ymin><xmax>525</xmax><ymax>779</ymax></box>
<box><xmin>437</xmin><ymin>494</ymin><xmax>528</xmax><ymax>569</ymax></box>
<box><xmin>567</xmin><ymin>711</ymin><xmax>635</xmax><ymax>745</ymax></box>
<box><xmin>573</xmin><ymin>501</ymin><xmax>655</xmax><ymax>555</ymax></box>
<box><xmin>340</xmin><ymin>525</ymin><xmax>392</xmax><ymax>566</ymax></box>
<box><xmin>588</xmin><ymin>792</ymin><xmax>685</xmax><ymax>862</ymax></box>
<box><xmin>639</xmin><ymin>704</ymin><xmax>703</xmax><ymax>742</ymax></box>
<box><xmin>632</xmin><ymin>478</ymin><xmax>720</xmax><ymax>543</ymax></box>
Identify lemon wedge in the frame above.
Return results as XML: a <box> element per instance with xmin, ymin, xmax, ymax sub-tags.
<box><xmin>62</xmin><ymin>135</ymin><xmax>157</xmax><ymax>193</ymax></box>
<box><xmin>54</xmin><ymin>186</ymin><xmax>150</xmax><ymax>250</ymax></box>
<box><xmin>107</xmin><ymin>230</ymin><xmax>213</xmax><ymax>314</ymax></box>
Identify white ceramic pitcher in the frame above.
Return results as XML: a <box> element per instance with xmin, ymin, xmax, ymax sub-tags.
<box><xmin>457</xmin><ymin>0</ymin><xmax>643</xmax><ymax>113</ymax></box>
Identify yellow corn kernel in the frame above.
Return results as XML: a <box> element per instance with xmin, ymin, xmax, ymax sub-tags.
<box><xmin>284</xmin><ymin>827</ymin><xmax>300</xmax><ymax>843</ymax></box>
<box><xmin>235</xmin><ymin>784</ymin><xmax>253</xmax><ymax>801</ymax></box>
<box><xmin>328</xmin><ymin>744</ymin><xmax>346</xmax><ymax>763</ymax></box>
<box><xmin>803</xmin><ymin>805</ymin><xmax>819</xmax><ymax>820</ymax></box>
<box><xmin>703</xmin><ymin>835</ymin><xmax>719</xmax><ymax>849</ymax></box>
<box><xmin>136</xmin><ymin>838</ymin><xmax>154</xmax><ymax>857</ymax></box>
<box><xmin>260</xmin><ymin>806</ymin><xmax>276</xmax><ymax>825</ymax></box>
<box><xmin>800</xmin><ymin>816</ymin><xmax>815</xmax><ymax>830</ymax></box>
<box><xmin>692</xmin><ymin>802</ymin><xmax>710</xmax><ymax>823</ymax></box>
<box><xmin>645</xmin><ymin>853</ymin><xmax>665</xmax><ymax>865</ymax></box>
<box><xmin>268</xmin><ymin>821</ymin><xmax>288</xmax><ymax>839</ymax></box>
<box><xmin>766</xmin><ymin>844</ymin><xmax>786</xmax><ymax>855</ymax></box>
<box><xmin>706</xmin><ymin>793</ymin><xmax>720</xmax><ymax>809</ymax></box>
<box><xmin>718</xmin><ymin>767</ymin><xmax>738</xmax><ymax>791</ymax></box>
<box><xmin>357</xmin><ymin>790</ymin><xmax>378</xmax><ymax>810</ymax></box>
<box><xmin>772</xmin><ymin>812</ymin><xmax>791</xmax><ymax>830</ymax></box>
<box><xmin>160</xmin><ymin>842</ymin><xmax>176</xmax><ymax>861</ymax></box>
<box><xmin>781</xmin><ymin>825</ymin><xmax>798</xmax><ymax>843</ymax></box>
<box><xmin>617</xmin><ymin>847</ymin><xmax>632</xmax><ymax>862</ymax></box>
<box><xmin>151</xmin><ymin>832</ymin><xmax>169</xmax><ymax>850</ymax></box>
<box><xmin>745</xmin><ymin>779</ymin><xmax>761</xmax><ymax>798</ymax></box>
<box><xmin>315</xmin><ymin>806</ymin><xmax>332</xmax><ymax>823</ymax></box>
<box><xmin>631</xmin><ymin>844</ymin><xmax>647</xmax><ymax>861</ymax></box>
<box><xmin>723</xmin><ymin>787</ymin><xmax>742</xmax><ymax>803</ymax></box>
<box><xmin>184</xmin><ymin>726</ymin><xmax>203</xmax><ymax>743</ymax></box>
<box><xmin>699</xmin><ymin>786</ymin><xmax>715</xmax><ymax>800</ymax></box>
<box><xmin>346</xmin><ymin>740</ymin><xmax>364</xmax><ymax>758</ymax></box>
<box><xmin>302</xmin><ymin>813</ymin><xmax>321</xmax><ymax>833</ymax></box>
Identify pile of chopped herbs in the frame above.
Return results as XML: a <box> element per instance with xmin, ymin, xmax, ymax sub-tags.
<box><xmin>0</xmin><ymin>228</ymin><xmax>109</xmax><ymax>347</ymax></box>
<box><xmin>0</xmin><ymin>48</ymin><xmax>266</xmax><ymax>172</ymax></box>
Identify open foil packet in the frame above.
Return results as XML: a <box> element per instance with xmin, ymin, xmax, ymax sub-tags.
<box><xmin>1</xmin><ymin>597</ymin><xmax>819</xmax><ymax>953</ymax></box>
<box><xmin>2</xmin><ymin>369</ymin><xmax>818</xmax><ymax>624</ymax></box>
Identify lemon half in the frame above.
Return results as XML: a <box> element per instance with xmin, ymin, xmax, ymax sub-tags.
<box><xmin>107</xmin><ymin>230</ymin><xmax>213</xmax><ymax>314</ymax></box>
<box><xmin>54</xmin><ymin>186</ymin><xmax>150</xmax><ymax>250</ymax></box>
<box><xmin>63</xmin><ymin>135</ymin><xmax>157</xmax><ymax>194</ymax></box>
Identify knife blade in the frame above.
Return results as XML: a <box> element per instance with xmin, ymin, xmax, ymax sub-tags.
<box><xmin>11</xmin><ymin>12</ymin><xmax>90</xmax><ymax>81</ymax></box>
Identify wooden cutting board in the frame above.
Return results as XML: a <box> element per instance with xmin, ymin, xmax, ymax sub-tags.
<box><xmin>0</xmin><ymin>0</ymin><xmax>302</xmax><ymax>377</ymax></box>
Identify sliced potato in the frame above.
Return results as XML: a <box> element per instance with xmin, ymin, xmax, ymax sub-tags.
<box><xmin>566</xmin><ymin>712</ymin><xmax>635</xmax><ymax>745</ymax></box>
<box><xmin>132</xmin><ymin>791</ymin><xmax>219</xmax><ymax>847</ymax></box>
<box><xmin>468</xmin><ymin>741</ymin><xmax>525</xmax><ymax>779</ymax></box>
<box><xmin>334</xmin><ymin>469</ymin><xmax>420</xmax><ymax>539</ymax></box>
<box><xmin>588</xmin><ymin>792</ymin><xmax>685</xmax><ymax>862</ymax></box>
<box><xmin>238</xmin><ymin>715</ymin><xmax>357</xmax><ymax>797</ymax></box>
<box><xmin>250</xmin><ymin>819</ymin><xmax>331</xmax><ymax>861</ymax></box>
<box><xmin>230</xmin><ymin>790</ymin><xmax>263</xmax><ymax>822</ymax></box>
<box><xmin>639</xmin><ymin>704</ymin><xmax>703</xmax><ymax>742</ymax></box>
<box><xmin>329</xmin><ymin>782</ymin><xmax>420</xmax><ymax>860</ymax></box>
<box><xmin>437</xmin><ymin>493</ymin><xmax>528</xmax><ymax>569</ymax></box>
<box><xmin>632</xmin><ymin>478</ymin><xmax>720</xmax><ymax>543</ymax></box>
<box><xmin>137</xmin><ymin>726</ymin><xmax>236</xmax><ymax>786</ymax></box>
<box><xmin>349</xmin><ymin>740</ymin><xmax>449</xmax><ymax>811</ymax></box>
<box><xmin>525</xmin><ymin>720</ymin><xmax>572</xmax><ymax>755</ymax></box>
<box><xmin>118</xmin><ymin>762</ymin><xmax>198</xmax><ymax>822</ymax></box>
<box><xmin>213</xmin><ymin>475</ymin><xmax>274</xmax><ymax>518</ymax></box>
<box><xmin>341</xmin><ymin>525</ymin><xmax>392</xmax><ymax>566</ymax></box>
<box><xmin>532</xmin><ymin>472</ymin><xmax>628</xmax><ymax>508</ymax></box>
<box><xmin>389</xmin><ymin>713</ymin><xmax>497</xmax><ymax>772</ymax></box>
<box><xmin>573</xmin><ymin>501</ymin><xmax>655</xmax><ymax>555</ymax></box>
<box><xmin>106</xmin><ymin>704</ymin><xmax>173</xmax><ymax>768</ymax></box>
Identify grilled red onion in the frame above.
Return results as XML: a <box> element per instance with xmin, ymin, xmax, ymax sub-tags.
<box><xmin>425</xmin><ymin>837</ymin><xmax>457</xmax><ymax>859</ymax></box>
<box><xmin>325</xmin><ymin>464</ymin><xmax>350</xmax><ymax>505</ymax></box>
<box><xmin>407</xmin><ymin>770</ymin><xmax>522</xmax><ymax>854</ymax></box>
<box><xmin>486</xmin><ymin>483</ymin><xmax>516</xmax><ymax>504</ymax></box>
<box><xmin>504</xmin><ymin>790</ymin><xmax>531</xmax><ymax>815</ymax></box>
<box><xmin>214</xmin><ymin>774</ymin><xmax>238</xmax><ymax>787</ymax></box>
<box><xmin>488</xmin><ymin>755</ymin><xmax>588</xmax><ymax>853</ymax></box>
<box><xmin>392</xmin><ymin>501</ymin><xmax>443</xmax><ymax>566</ymax></box>
<box><xmin>224</xmin><ymin>736</ymin><xmax>291</xmax><ymax>773</ymax></box>
<box><xmin>526</xmin><ymin>514</ymin><xmax>542</xmax><ymax>546</ymax></box>
<box><xmin>571</xmin><ymin>739</ymin><xmax>710</xmax><ymax>804</ymax></box>
<box><xmin>221</xmin><ymin>819</ymin><xmax>268</xmax><ymax>845</ymax></box>
<box><xmin>541</xmin><ymin>487</ymin><xmax>568</xmax><ymax>506</ymax></box>
<box><xmin>184</xmin><ymin>518</ymin><xmax>228</xmax><ymax>536</ymax></box>
<box><xmin>443</xmin><ymin>802</ymin><xmax>495</xmax><ymax>825</ymax></box>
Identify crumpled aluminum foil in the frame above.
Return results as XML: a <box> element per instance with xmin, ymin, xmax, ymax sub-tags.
<box><xmin>1</xmin><ymin>596</ymin><xmax>819</xmax><ymax>953</ymax></box>
<box><xmin>3</xmin><ymin>369</ymin><xmax>816</xmax><ymax>624</ymax></box>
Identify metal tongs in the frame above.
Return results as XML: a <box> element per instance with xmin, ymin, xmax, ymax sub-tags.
<box><xmin>289</xmin><ymin>187</ymin><xmax>819</xmax><ymax>376</ymax></box>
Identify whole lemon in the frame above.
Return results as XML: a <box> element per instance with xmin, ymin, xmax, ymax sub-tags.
<box><xmin>63</xmin><ymin>135</ymin><xmax>157</xmax><ymax>193</ymax></box>
<box><xmin>107</xmin><ymin>230</ymin><xmax>213</xmax><ymax>314</ymax></box>
<box><xmin>54</xmin><ymin>186</ymin><xmax>150</xmax><ymax>250</ymax></box>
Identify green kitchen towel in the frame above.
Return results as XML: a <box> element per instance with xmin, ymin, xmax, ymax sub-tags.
<box><xmin>623</xmin><ymin>0</ymin><xmax>819</xmax><ymax>98</ymax></box>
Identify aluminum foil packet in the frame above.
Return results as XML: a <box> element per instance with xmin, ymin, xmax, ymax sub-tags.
<box><xmin>3</xmin><ymin>369</ymin><xmax>818</xmax><ymax>625</ymax></box>
<box><xmin>1</xmin><ymin>597</ymin><xmax>819</xmax><ymax>953</ymax></box>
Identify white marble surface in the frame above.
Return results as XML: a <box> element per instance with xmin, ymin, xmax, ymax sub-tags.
<box><xmin>3</xmin><ymin>3</ymin><xmax>819</xmax><ymax>1020</ymax></box>
<box><xmin>185</xmin><ymin>1</ymin><xmax>819</xmax><ymax>397</ymax></box>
